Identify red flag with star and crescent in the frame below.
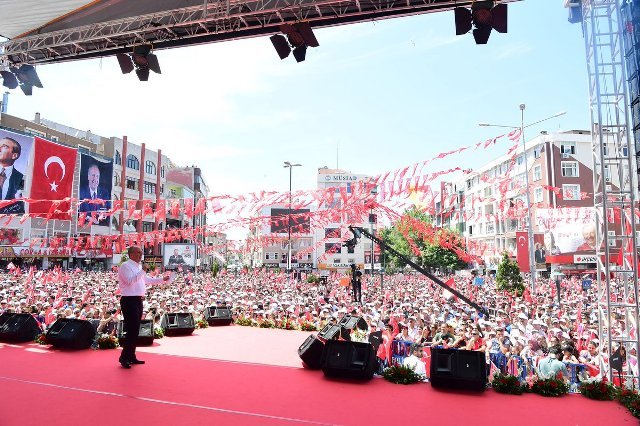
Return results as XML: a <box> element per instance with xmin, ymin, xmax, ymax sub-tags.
<box><xmin>29</xmin><ymin>137</ymin><xmax>77</xmax><ymax>219</ymax></box>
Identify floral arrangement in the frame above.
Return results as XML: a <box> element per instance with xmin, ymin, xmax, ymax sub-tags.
<box><xmin>154</xmin><ymin>327</ymin><xmax>164</xmax><ymax>339</ymax></box>
<box><xmin>350</xmin><ymin>328</ymin><xmax>369</xmax><ymax>343</ymax></box>
<box><xmin>579</xmin><ymin>380</ymin><xmax>615</xmax><ymax>400</ymax></box>
<box><xmin>383</xmin><ymin>365</ymin><xmax>424</xmax><ymax>385</ymax></box>
<box><xmin>34</xmin><ymin>333</ymin><xmax>48</xmax><ymax>345</ymax></box>
<box><xmin>259</xmin><ymin>319</ymin><xmax>276</xmax><ymax>329</ymax></box>
<box><xmin>277</xmin><ymin>318</ymin><xmax>298</xmax><ymax>330</ymax></box>
<box><xmin>97</xmin><ymin>334</ymin><xmax>119</xmax><ymax>349</ymax></box>
<box><xmin>234</xmin><ymin>316</ymin><xmax>253</xmax><ymax>327</ymax></box>
<box><xmin>529</xmin><ymin>377</ymin><xmax>569</xmax><ymax>397</ymax></box>
<box><xmin>616</xmin><ymin>388</ymin><xmax>640</xmax><ymax>419</ymax></box>
<box><xmin>196</xmin><ymin>318</ymin><xmax>209</xmax><ymax>329</ymax></box>
<box><xmin>300</xmin><ymin>321</ymin><xmax>317</xmax><ymax>332</ymax></box>
<box><xmin>490</xmin><ymin>373</ymin><xmax>529</xmax><ymax>395</ymax></box>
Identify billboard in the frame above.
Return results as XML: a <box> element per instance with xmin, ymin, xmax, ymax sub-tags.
<box><xmin>535</xmin><ymin>208</ymin><xmax>597</xmax><ymax>255</ymax></box>
<box><xmin>0</xmin><ymin>129</ymin><xmax>34</xmax><ymax>214</ymax></box>
<box><xmin>163</xmin><ymin>243</ymin><xmax>196</xmax><ymax>272</ymax></box>
<box><xmin>270</xmin><ymin>208</ymin><xmax>311</xmax><ymax>233</ymax></box>
<box><xmin>77</xmin><ymin>153</ymin><xmax>113</xmax><ymax>226</ymax></box>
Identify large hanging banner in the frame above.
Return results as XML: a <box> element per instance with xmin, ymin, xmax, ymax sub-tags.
<box><xmin>163</xmin><ymin>243</ymin><xmax>196</xmax><ymax>272</ymax></box>
<box><xmin>78</xmin><ymin>153</ymin><xmax>113</xmax><ymax>226</ymax></box>
<box><xmin>29</xmin><ymin>137</ymin><xmax>77</xmax><ymax>219</ymax></box>
<box><xmin>0</xmin><ymin>129</ymin><xmax>34</xmax><ymax>214</ymax></box>
<box><xmin>535</xmin><ymin>208</ymin><xmax>597</xmax><ymax>255</ymax></box>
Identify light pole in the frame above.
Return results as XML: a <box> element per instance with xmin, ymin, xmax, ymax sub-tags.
<box><xmin>479</xmin><ymin>107</ymin><xmax>566</xmax><ymax>293</ymax></box>
<box><xmin>283</xmin><ymin>161</ymin><xmax>301</xmax><ymax>275</ymax></box>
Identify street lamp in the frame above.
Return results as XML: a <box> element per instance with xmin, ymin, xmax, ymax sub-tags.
<box><xmin>479</xmin><ymin>107</ymin><xmax>566</xmax><ymax>293</ymax></box>
<box><xmin>283</xmin><ymin>161</ymin><xmax>302</xmax><ymax>274</ymax></box>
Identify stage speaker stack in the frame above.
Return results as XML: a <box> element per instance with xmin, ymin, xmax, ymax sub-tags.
<box><xmin>0</xmin><ymin>313</ymin><xmax>41</xmax><ymax>342</ymax></box>
<box><xmin>338</xmin><ymin>314</ymin><xmax>368</xmax><ymax>340</ymax></box>
<box><xmin>116</xmin><ymin>319</ymin><xmax>155</xmax><ymax>346</ymax></box>
<box><xmin>429</xmin><ymin>348</ymin><xmax>487</xmax><ymax>391</ymax></box>
<box><xmin>45</xmin><ymin>318</ymin><xmax>96</xmax><ymax>349</ymax></box>
<box><xmin>321</xmin><ymin>340</ymin><xmax>376</xmax><ymax>380</ymax></box>
<box><xmin>298</xmin><ymin>334</ymin><xmax>325</xmax><ymax>369</ymax></box>
<box><xmin>204</xmin><ymin>306</ymin><xmax>233</xmax><ymax>326</ymax></box>
<box><xmin>317</xmin><ymin>323</ymin><xmax>342</xmax><ymax>341</ymax></box>
<box><xmin>160</xmin><ymin>313</ymin><xmax>195</xmax><ymax>336</ymax></box>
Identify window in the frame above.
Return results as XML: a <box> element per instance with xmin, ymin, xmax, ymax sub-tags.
<box><xmin>325</xmin><ymin>228</ymin><xmax>340</xmax><ymax>238</ymax></box>
<box><xmin>114</xmin><ymin>174</ymin><xmax>120</xmax><ymax>186</ymax></box>
<box><xmin>516</xmin><ymin>155</ymin><xmax>524</xmax><ymax>165</ymax></box>
<box><xmin>533</xmin><ymin>165</ymin><xmax>542</xmax><ymax>181</ymax></box>
<box><xmin>347</xmin><ymin>258</ymin><xmax>355</xmax><ymax>264</ymax></box>
<box><xmin>161</xmin><ymin>184</ymin><xmax>164</xmax><ymax>195</ymax></box>
<box><xmin>142</xmin><ymin>222</ymin><xmax>153</xmax><ymax>233</ymax></box>
<box><xmin>170</xmin><ymin>188</ymin><xmax>177</xmax><ymax>198</ymax></box>
<box><xmin>604</xmin><ymin>165</ymin><xmax>611</xmax><ymax>181</ymax></box>
<box><xmin>561</xmin><ymin>142</ymin><xmax>576</xmax><ymax>155</ymax></box>
<box><xmin>274</xmin><ymin>252</ymin><xmax>279</xmax><ymax>260</ymax></box>
<box><xmin>533</xmin><ymin>147</ymin><xmax>541</xmax><ymax>159</ymax></box>
<box><xmin>115</xmin><ymin>150</ymin><xmax>122</xmax><ymax>165</ymax></box>
<box><xmin>265</xmin><ymin>253</ymin><xmax>271</xmax><ymax>260</ymax></box>
<box><xmin>347</xmin><ymin>245</ymin><xmax>355</xmax><ymax>254</ymax></box>
<box><xmin>534</xmin><ymin>187</ymin><xmax>543</xmax><ymax>202</ymax></box>
<box><xmin>127</xmin><ymin>154</ymin><xmax>140</xmax><ymax>170</ymax></box>
<box><xmin>126</xmin><ymin>178</ymin><xmax>138</xmax><ymax>190</ymax></box>
<box><xmin>608</xmin><ymin>231</ymin><xmax>616</xmax><ymax>247</ymax></box>
<box><xmin>561</xmin><ymin>161</ymin><xmax>579</xmax><ymax>177</ymax></box>
<box><xmin>145</xmin><ymin>160</ymin><xmax>156</xmax><ymax>175</ymax></box>
<box><xmin>161</xmin><ymin>166</ymin><xmax>165</xmax><ymax>178</ymax></box>
<box><xmin>333</xmin><ymin>258</ymin><xmax>341</xmax><ymax>264</ymax></box>
<box><xmin>144</xmin><ymin>181</ymin><xmax>156</xmax><ymax>194</ymax></box>
<box><xmin>325</xmin><ymin>243</ymin><xmax>341</xmax><ymax>254</ymax></box>
<box><xmin>562</xmin><ymin>184</ymin><xmax>581</xmax><ymax>200</ymax></box>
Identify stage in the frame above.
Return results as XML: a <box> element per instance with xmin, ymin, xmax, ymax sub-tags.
<box><xmin>0</xmin><ymin>326</ymin><xmax>635</xmax><ymax>425</ymax></box>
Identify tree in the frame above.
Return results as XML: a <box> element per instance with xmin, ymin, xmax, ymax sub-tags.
<box><xmin>119</xmin><ymin>249</ymin><xmax>129</xmax><ymax>265</ymax></box>
<box><xmin>496</xmin><ymin>252</ymin><xmax>525</xmax><ymax>296</ymax></box>
<box><xmin>212</xmin><ymin>262</ymin><xmax>220</xmax><ymax>277</ymax></box>
<box><xmin>379</xmin><ymin>206</ymin><xmax>468</xmax><ymax>272</ymax></box>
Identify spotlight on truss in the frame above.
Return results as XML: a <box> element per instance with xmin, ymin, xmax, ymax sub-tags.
<box><xmin>116</xmin><ymin>45</ymin><xmax>161</xmax><ymax>81</ymax></box>
<box><xmin>270</xmin><ymin>22</ymin><xmax>320</xmax><ymax>62</ymax></box>
<box><xmin>454</xmin><ymin>0</ymin><xmax>507</xmax><ymax>44</ymax></box>
<box><xmin>0</xmin><ymin>64</ymin><xmax>43</xmax><ymax>96</ymax></box>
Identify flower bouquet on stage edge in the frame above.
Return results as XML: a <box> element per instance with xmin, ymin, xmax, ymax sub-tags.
<box><xmin>490</xmin><ymin>373</ymin><xmax>529</xmax><ymax>395</ymax></box>
<box><xmin>383</xmin><ymin>365</ymin><xmax>423</xmax><ymax>385</ymax></box>
<box><xmin>97</xmin><ymin>334</ymin><xmax>119</xmax><ymax>350</ymax></box>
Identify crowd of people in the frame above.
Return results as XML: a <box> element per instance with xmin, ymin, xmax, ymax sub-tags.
<box><xmin>0</xmin><ymin>265</ymin><xmax>636</xmax><ymax>385</ymax></box>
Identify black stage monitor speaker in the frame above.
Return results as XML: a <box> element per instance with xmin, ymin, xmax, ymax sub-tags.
<box><xmin>160</xmin><ymin>313</ymin><xmax>195</xmax><ymax>336</ymax></box>
<box><xmin>430</xmin><ymin>348</ymin><xmax>487</xmax><ymax>391</ymax></box>
<box><xmin>317</xmin><ymin>323</ymin><xmax>342</xmax><ymax>341</ymax></box>
<box><xmin>298</xmin><ymin>334</ymin><xmax>325</xmax><ymax>369</ymax></box>
<box><xmin>0</xmin><ymin>312</ymin><xmax>13</xmax><ymax>328</ymax></box>
<box><xmin>46</xmin><ymin>318</ymin><xmax>96</xmax><ymax>349</ymax></box>
<box><xmin>0</xmin><ymin>313</ymin><xmax>41</xmax><ymax>342</ymax></box>
<box><xmin>117</xmin><ymin>319</ymin><xmax>154</xmax><ymax>346</ymax></box>
<box><xmin>338</xmin><ymin>315</ymin><xmax>368</xmax><ymax>340</ymax></box>
<box><xmin>204</xmin><ymin>306</ymin><xmax>233</xmax><ymax>326</ymax></box>
<box><xmin>321</xmin><ymin>340</ymin><xmax>376</xmax><ymax>380</ymax></box>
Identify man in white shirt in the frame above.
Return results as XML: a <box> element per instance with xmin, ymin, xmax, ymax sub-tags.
<box><xmin>118</xmin><ymin>245</ymin><xmax>169</xmax><ymax>369</ymax></box>
<box><xmin>402</xmin><ymin>344</ymin><xmax>427</xmax><ymax>378</ymax></box>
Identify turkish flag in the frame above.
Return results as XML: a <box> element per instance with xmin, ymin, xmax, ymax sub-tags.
<box><xmin>516</xmin><ymin>231</ymin><xmax>529</xmax><ymax>272</ymax></box>
<box><xmin>29</xmin><ymin>138</ymin><xmax>77</xmax><ymax>219</ymax></box>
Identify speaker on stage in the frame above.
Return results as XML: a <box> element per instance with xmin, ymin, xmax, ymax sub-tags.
<box><xmin>321</xmin><ymin>340</ymin><xmax>376</xmax><ymax>380</ymax></box>
<box><xmin>338</xmin><ymin>315</ymin><xmax>368</xmax><ymax>340</ymax></box>
<box><xmin>0</xmin><ymin>313</ymin><xmax>41</xmax><ymax>342</ymax></box>
<box><xmin>429</xmin><ymin>348</ymin><xmax>486</xmax><ymax>391</ymax></box>
<box><xmin>298</xmin><ymin>334</ymin><xmax>325</xmax><ymax>369</ymax></box>
<box><xmin>317</xmin><ymin>323</ymin><xmax>342</xmax><ymax>341</ymax></box>
<box><xmin>204</xmin><ymin>306</ymin><xmax>233</xmax><ymax>326</ymax></box>
<box><xmin>46</xmin><ymin>318</ymin><xmax>96</xmax><ymax>349</ymax></box>
<box><xmin>117</xmin><ymin>319</ymin><xmax>154</xmax><ymax>346</ymax></box>
<box><xmin>160</xmin><ymin>313</ymin><xmax>195</xmax><ymax>336</ymax></box>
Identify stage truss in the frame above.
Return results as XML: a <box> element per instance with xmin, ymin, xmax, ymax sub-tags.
<box><xmin>0</xmin><ymin>0</ymin><xmax>519</xmax><ymax>66</ymax></box>
<box><xmin>581</xmin><ymin>0</ymin><xmax>640</xmax><ymax>385</ymax></box>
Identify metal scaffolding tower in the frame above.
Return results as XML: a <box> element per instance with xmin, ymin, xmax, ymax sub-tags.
<box><xmin>580</xmin><ymin>0</ymin><xmax>640</xmax><ymax>385</ymax></box>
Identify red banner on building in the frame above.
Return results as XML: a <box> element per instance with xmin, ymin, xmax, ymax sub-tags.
<box><xmin>516</xmin><ymin>231</ymin><xmax>529</xmax><ymax>272</ymax></box>
<box><xmin>29</xmin><ymin>137</ymin><xmax>77</xmax><ymax>219</ymax></box>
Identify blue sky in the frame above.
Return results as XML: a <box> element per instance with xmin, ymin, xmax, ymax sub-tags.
<box><xmin>6</xmin><ymin>1</ymin><xmax>589</xmax><ymax>201</ymax></box>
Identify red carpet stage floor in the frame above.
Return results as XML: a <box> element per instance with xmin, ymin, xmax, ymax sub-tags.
<box><xmin>0</xmin><ymin>326</ymin><xmax>635</xmax><ymax>425</ymax></box>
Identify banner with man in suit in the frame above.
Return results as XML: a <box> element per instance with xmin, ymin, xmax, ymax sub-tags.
<box><xmin>0</xmin><ymin>129</ymin><xmax>34</xmax><ymax>214</ymax></box>
<box><xmin>78</xmin><ymin>153</ymin><xmax>113</xmax><ymax>226</ymax></box>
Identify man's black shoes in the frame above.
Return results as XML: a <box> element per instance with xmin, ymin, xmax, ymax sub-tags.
<box><xmin>130</xmin><ymin>359</ymin><xmax>145</xmax><ymax>365</ymax></box>
<box><xmin>119</xmin><ymin>359</ymin><xmax>131</xmax><ymax>369</ymax></box>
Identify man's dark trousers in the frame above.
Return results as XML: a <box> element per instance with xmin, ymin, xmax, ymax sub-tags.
<box><xmin>120</xmin><ymin>296</ymin><xmax>143</xmax><ymax>362</ymax></box>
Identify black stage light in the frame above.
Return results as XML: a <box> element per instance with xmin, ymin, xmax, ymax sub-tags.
<box><xmin>11</xmin><ymin>64</ymin><xmax>43</xmax><ymax>88</ymax></box>
<box><xmin>270</xmin><ymin>34</ymin><xmax>291</xmax><ymax>59</ymax></box>
<box><xmin>19</xmin><ymin>83</ymin><xmax>33</xmax><ymax>96</ymax></box>
<box><xmin>454</xmin><ymin>1</ymin><xmax>508</xmax><ymax>44</ymax></box>
<box><xmin>271</xmin><ymin>22</ymin><xmax>319</xmax><ymax>62</ymax></box>
<box><xmin>135</xmin><ymin>67</ymin><xmax>150</xmax><ymax>82</ymax></box>
<box><xmin>116</xmin><ymin>53</ymin><xmax>134</xmax><ymax>74</ymax></box>
<box><xmin>0</xmin><ymin>71</ymin><xmax>18</xmax><ymax>89</ymax></box>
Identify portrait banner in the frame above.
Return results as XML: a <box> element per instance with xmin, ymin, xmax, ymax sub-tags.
<box><xmin>78</xmin><ymin>153</ymin><xmax>113</xmax><ymax>226</ymax></box>
<box><xmin>0</xmin><ymin>129</ymin><xmax>34</xmax><ymax>214</ymax></box>
<box><xmin>163</xmin><ymin>243</ymin><xmax>196</xmax><ymax>272</ymax></box>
